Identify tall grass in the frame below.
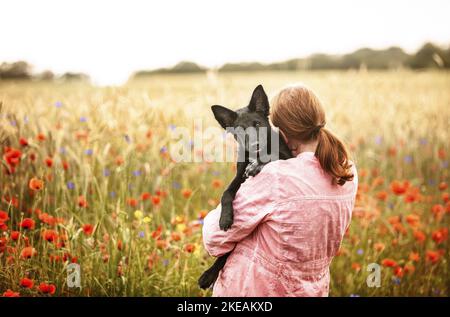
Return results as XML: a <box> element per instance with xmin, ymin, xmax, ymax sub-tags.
<box><xmin>0</xmin><ymin>70</ymin><xmax>448</xmax><ymax>296</ymax></box>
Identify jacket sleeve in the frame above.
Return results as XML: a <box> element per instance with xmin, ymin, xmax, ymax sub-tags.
<box><xmin>202</xmin><ymin>168</ymin><xmax>277</xmax><ymax>257</ymax></box>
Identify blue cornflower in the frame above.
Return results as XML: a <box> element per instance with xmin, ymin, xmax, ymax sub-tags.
<box><xmin>374</xmin><ymin>136</ymin><xmax>383</xmax><ymax>145</ymax></box>
<box><xmin>404</xmin><ymin>155</ymin><xmax>413</xmax><ymax>164</ymax></box>
<box><xmin>133</xmin><ymin>170</ymin><xmax>142</xmax><ymax>177</ymax></box>
<box><xmin>172</xmin><ymin>181</ymin><xmax>181</xmax><ymax>190</ymax></box>
<box><xmin>392</xmin><ymin>277</ymin><xmax>401</xmax><ymax>285</ymax></box>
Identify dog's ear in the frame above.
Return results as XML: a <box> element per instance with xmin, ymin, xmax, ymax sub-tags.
<box><xmin>248</xmin><ymin>84</ymin><xmax>269</xmax><ymax>116</ymax></box>
<box><xmin>211</xmin><ymin>105</ymin><xmax>237</xmax><ymax>129</ymax></box>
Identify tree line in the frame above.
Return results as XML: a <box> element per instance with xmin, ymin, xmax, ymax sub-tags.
<box><xmin>1</xmin><ymin>42</ymin><xmax>449</xmax><ymax>81</ymax></box>
<box><xmin>133</xmin><ymin>42</ymin><xmax>450</xmax><ymax>76</ymax></box>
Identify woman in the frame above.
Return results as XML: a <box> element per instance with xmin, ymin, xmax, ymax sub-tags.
<box><xmin>202</xmin><ymin>84</ymin><xmax>358</xmax><ymax>297</ymax></box>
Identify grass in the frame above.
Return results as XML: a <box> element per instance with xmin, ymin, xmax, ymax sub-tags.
<box><xmin>0</xmin><ymin>70</ymin><xmax>448</xmax><ymax>296</ymax></box>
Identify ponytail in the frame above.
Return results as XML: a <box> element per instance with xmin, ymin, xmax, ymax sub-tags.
<box><xmin>315</xmin><ymin>128</ymin><xmax>354</xmax><ymax>186</ymax></box>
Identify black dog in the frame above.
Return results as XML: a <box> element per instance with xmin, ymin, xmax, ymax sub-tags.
<box><xmin>198</xmin><ymin>85</ymin><xmax>292</xmax><ymax>289</ymax></box>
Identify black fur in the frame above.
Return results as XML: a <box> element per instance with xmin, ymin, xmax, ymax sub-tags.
<box><xmin>198</xmin><ymin>85</ymin><xmax>292</xmax><ymax>289</ymax></box>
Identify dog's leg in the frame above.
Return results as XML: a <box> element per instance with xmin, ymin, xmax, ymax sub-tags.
<box><xmin>219</xmin><ymin>161</ymin><xmax>248</xmax><ymax>231</ymax></box>
<box><xmin>198</xmin><ymin>252</ymin><xmax>231</xmax><ymax>289</ymax></box>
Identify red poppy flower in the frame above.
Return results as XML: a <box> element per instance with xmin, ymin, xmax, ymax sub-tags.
<box><xmin>82</xmin><ymin>224</ymin><xmax>94</xmax><ymax>236</ymax></box>
<box><xmin>19</xmin><ymin>137</ymin><xmax>29</xmax><ymax>147</ymax></box>
<box><xmin>442</xmin><ymin>193</ymin><xmax>449</xmax><ymax>203</ymax></box>
<box><xmin>151</xmin><ymin>196</ymin><xmax>161</xmax><ymax>206</ymax></box>
<box><xmin>115</xmin><ymin>156</ymin><xmax>124</xmax><ymax>166</ymax></box>
<box><xmin>351</xmin><ymin>262</ymin><xmax>361</xmax><ymax>271</ymax></box>
<box><xmin>388</xmin><ymin>146</ymin><xmax>397</xmax><ymax>157</ymax></box>
<box><xmin>438</xmin><ymin>182</ymin><xmax>448</xmax><ymax>191</ymax></box>
<box><xmin>0</xmin><ymin>222</ymin><xmax>8</xmax><ymax>231</ymax></box>
<box><xmin>44</xmin><ymin>157</ymin><xmax>53</xmax><ymax>168</ymax></box>
<box><xmin>127</xmin><ymin>198</ymin><xmax>138</xmax><ymax>207</ymax></box>
<box><xmin>38</xmin><ymin>283</ymin><xmax>56</xmax><ymax>295</ymax></box>
<box><xmin>37</xmin><ymin>133</ymin><xmax>46</xmax><ymax>142</ymax></box>
<box><xmin>413</xmin><ymin>230</ymin><xmax>426</xmax><ymax>243</ymax></box>
<box><xmin>102</xmin><ymin>254</ymin><xmax>110</xmax><ymax>263</ymax></box>
<box><xmin>409</xmin><ymin>252</ymin><xmax>420</xmax><ymax>262</ymax></box>
<box><xmin>117</xmin><ymin>239</ymin><xmax>123</xmax><ymax>251</ymax></box>
<box><xmin>20</xmin><ymin>247</ymin><xmax>37</xmax><ymax>259</ymax></box>
<box><xmin>10</xmin><ymin>231</ymin><xmax>20</xmax><ymax>241</ymax></box>
<box><xmin>404</xmin><ymin>187</ymin><xmax>421</xmax><ymax>203</ymax></box>
<box><xmin>376</xmin><ymin>191</ymin><xmax>388</xmax><ymax>201</ymax></box>
<box><xmin>373</xmin><ymin>242</ymin><xmax>385</xmax><ymax>252</ymax></box>
<box><xmin>198</xmin><ymin>210</ymin><xmax>208</xmax><ymax>219</ymax></box>
<box><xmin>0</xmin><ymin>210</ymin><xmax>9</xmax><ymax>223</ymax></box>
<box><xmin>211</xmin><ymin>179</ymin><xmax>223</xmax><ymax>189</ymax></box>
<box><xmin>151</xmin><ymin>225</ymin><xmax>163</xmax><ymax>239</ymax></box>
<box><xmin>156</xmin><ymin>239</ymin><xmax>168</xmax><ymax>249</ymax></box>
<box><xmin>3</xmin><ymin>147</ymin><xmax>22</xmax><ymax>173</ymax></box>
<box><xmin>394</xmin><ymin>266</ymin><xmax>404</xmax><ymax>278</ymax></box>
<box><xmin>49</xmin><ymin>254</ymin><xmax>61</xmax><ymax>263</ymax></box>
<box><xmin>29</xmin><ymin>177</ymin><xmax>44</xmax><ymax>191</ymax></box>
<box><xmin>431</xmin><ymin>204</ymin><xmax>445</xmax><ymax>219</ymax></box>
<box><xmin>381</xmin><ymin>258</ymin><xmax>397</xmax><ymax>267</ymax></box>
<box><xmin>390</xmin><ymin>180</ymin><xmax>410</xmax><ymax>195</ymax></box>
<box><xmin>426</xmin><ymin>250</ymin><xmax>441</xmax><ymax>264</ymax></box>
<box><xmin>20</xmin><ymin>218</ymin><xmax>35</xmax><ymax>230</ymax></box>
<box><xmin>62</xmin><ymin>161</ymin><xmax>70</xmax><ymax>171</ymax></box>
<box><xmin>2</xmin><ymin>289</ymin><xmax>20</xmax><ymax>297</ymax></box>
<box><xmin>42</xmin><ymin>229</ymin><xmax>58</xmax><ymax>242</ymax></box>
<box><xmin>184</xmin><ymin>243</ymin><xmax>196</xmax><ymax>253</ymax></box>
<box><xmin>20</xmin><ymin>278</ymin><xmax>34</xmax><ymax>289</ymax></box>
<box><xmin>171</xmin><ymin>232</ymin><xmax>181</xmax><ymax>242</ymax></box>
<box><xmin>141</xmin><ymin>192</ymin><xmax>151</xmax><ymax>201</ymax></box>
<box><xmin>77</xmin><ymin>196</ymin><xmax>88</xmax><ymax>208</ymax></box>
<box><xmin>432</xmin><ymin>228</ymin><xmax>448</xmax><ymax>244</ymax></box>
<box><xmin>155</xmin><ymin>189</ymin><xmax>168</xmax><ymax>198</ymax></box>
<box><xmin>181</xmin><ymin>188</ymin><xmax>192</xmax><ymax>199</ymax></box>
<box><xmin>405</xmin><ymin>214</ymin><xmax>420</xmax><ymax>228</ymax></box>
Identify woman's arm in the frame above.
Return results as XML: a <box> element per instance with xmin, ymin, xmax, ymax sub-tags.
<box><xmin>202</xmin><ymin>168</ymin><xmax>277</xmax><ymax>257</ymax></box>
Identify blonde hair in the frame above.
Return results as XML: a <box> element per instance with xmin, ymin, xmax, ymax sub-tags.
<box><xmin>270</xmin><ymin>84</ymin><xmax>353</xmax><ymax>186</ymax></box>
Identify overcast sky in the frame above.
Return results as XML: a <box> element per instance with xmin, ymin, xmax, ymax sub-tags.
<box><xmin>1</xmin><ymin>0</ymin><xmax>449</xmax><ymax>84</ymax></box>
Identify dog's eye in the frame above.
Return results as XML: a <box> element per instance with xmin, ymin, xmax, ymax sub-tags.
<box><xmin>254</xmin><ymin>121</ymin><xmax>261</xmax><ymax>127</ymax></box>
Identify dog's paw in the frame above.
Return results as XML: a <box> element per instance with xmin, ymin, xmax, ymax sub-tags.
<box><xmin>219</xmin><ymin>208</ymin><xmax>233</xmax><ymax>231</ymax></box>
<box><xmin>198</xmin><ymin>270</ymin><xmax>217</xmax><ymax>290</ymax></box>
<box><xmin>244</xmin><ymin>161</ymin><xmax>266</xmax><ymax>178</ymax></box>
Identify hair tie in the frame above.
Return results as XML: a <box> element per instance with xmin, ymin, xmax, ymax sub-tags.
<box><xmin>313</xmin><ymin>123</ymin><xmax>325</xmax><ymax>134</ymax></box>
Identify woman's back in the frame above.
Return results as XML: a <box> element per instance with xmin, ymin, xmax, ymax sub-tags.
<box><xmin>202</xmin><ymin>151</ymin><xmax>358</xmax><ymax>296</ymax></box>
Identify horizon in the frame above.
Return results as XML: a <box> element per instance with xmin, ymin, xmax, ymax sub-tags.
<box><xmin>1</xmin><ymin>0</ymin><xmax>450</xmax><ymax>85</ymax></box>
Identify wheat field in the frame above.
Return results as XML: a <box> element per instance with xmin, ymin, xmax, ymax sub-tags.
<box><xmin>0</xmin><ymin>70</ymin><xmax>448</xmax><ymax>297</ymax></box>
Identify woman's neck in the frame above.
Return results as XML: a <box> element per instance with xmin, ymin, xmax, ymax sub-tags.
<box><xmin>298</xmin><ymin>139</ymin><xmax>318</xmax><ymax>154</ymax></box>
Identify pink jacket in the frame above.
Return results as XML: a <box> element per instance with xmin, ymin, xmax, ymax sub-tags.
<box><xmin>202</xmin><ymin>152</ymin><xmax>358</xmax><ymax>297</ymax></box>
